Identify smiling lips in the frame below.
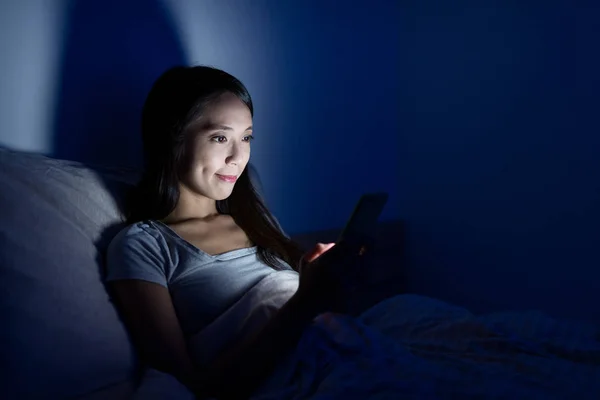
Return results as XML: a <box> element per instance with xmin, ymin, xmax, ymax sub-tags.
<box><xmin>216</xmin><ymin>174</ymin><xmax>237</xmax><ymax>183</ymax></box>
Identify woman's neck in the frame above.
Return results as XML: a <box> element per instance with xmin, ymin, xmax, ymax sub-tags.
<box><xmin>162</xmin><ymin>184</ymin><xmax>220</xmax><ymax>224</ymax></box>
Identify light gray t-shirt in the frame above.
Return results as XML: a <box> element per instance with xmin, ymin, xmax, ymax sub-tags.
<box><xmin>105</xmin><ymin>220</ymin><xmax>298</xmax><ymax>335</ymax></box>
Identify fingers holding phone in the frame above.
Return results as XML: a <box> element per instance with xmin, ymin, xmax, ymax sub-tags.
<box><xmin>302</xmin><ymin>242</ymin><xmax>336</xmax><ymax>264</ymax></box>
<box><xmin>296</xmin><ymin>192</ymin><xmax>388</xmax><ymax>314</ymax></box>
<box><xmin>297</xmin><ymin>239</ymin><xmax>374</xmax><ymax>315</ymax></box>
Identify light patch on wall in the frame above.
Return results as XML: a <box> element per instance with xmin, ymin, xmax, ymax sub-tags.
<box><xmin>162</xmin><ymin>0</ymin><xmax>282</xmax><ymax>189</ymax></box>
<box><xmin>0</xmin><ymin>0</ymin><xmax>68</xmax><ymax>154</ymax></box>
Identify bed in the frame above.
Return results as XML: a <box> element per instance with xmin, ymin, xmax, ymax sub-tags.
<box><xmin>1</xmin><ymin>146</ymin><xmax>598</xmax><ymax>399</ymax></box>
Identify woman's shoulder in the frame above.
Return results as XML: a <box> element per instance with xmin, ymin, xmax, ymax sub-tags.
<box><xmin>108</xmin><ymin>220</ymin><xmax>165</xmax><ymax>253</ymax></box>
<box><xmin>105</xmin><ymin>220</ymin><xmax>172</xmax><ymax>284</ymax></box>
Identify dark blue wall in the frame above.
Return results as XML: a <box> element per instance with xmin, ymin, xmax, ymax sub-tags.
<box><xmin>395</xmin><ymin>2</ymin><xmax>600</xmax><ymax>322</ymax></box>
<box><xmin>261</xmin><ymin>0</ymin><xmax>401</xmax><ymax>234</ymax></box>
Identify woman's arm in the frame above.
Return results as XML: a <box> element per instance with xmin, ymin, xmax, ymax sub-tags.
<box><xmin>109</xmin><ymin>280</ymin><xmax>198</xmax><ymax>387</ymax></box>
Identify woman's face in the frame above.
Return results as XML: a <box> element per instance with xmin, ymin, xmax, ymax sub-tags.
<box><xmin>180</xmin><ymin>92</ymin><xmax>253</xmax><ymax>201</ymax></box>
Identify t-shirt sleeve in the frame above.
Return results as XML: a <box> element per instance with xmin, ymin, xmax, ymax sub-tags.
<box><xmin>105</xmin><ymin>223</ymin><xmax>169</xmax><ymax>287</ymax></box>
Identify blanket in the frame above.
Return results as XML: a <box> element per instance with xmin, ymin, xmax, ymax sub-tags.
<box><xmin>254</xmin><ymin>295</ymin><xmax>600</xmax><ymax>399</ymax></box>
<box><xmin>135</xmin><ymin>273</ymin><xmax>600</xmax><ymax>399</ymax></box>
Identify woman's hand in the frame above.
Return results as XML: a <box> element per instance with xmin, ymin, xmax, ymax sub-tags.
<box><xmin>296</xmin><ymin>239</ymin><xmax>368</xmax><ymax>315</ymax></box>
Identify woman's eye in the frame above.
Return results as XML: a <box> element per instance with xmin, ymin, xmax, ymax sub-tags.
<box><xmin>243</xmin><ymin>135</ymin><xmax>255</xmax><ymax>142</ymax></box>
<box><xmin>211</xmin><ymin>136</ymin><xmax>227</xmax><ymax>143</ymax></box>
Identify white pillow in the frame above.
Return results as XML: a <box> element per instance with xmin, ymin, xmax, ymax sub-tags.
<box><xmin>0</xmin><ymin>147</ymin><xmax>139</xmax><ymax>398</ymax></box>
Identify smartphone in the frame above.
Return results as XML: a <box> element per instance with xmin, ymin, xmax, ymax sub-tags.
<box><xmin>337</xmin><ymin>192</ymin><xmax>389</xmax><ymax>253</ymax></box>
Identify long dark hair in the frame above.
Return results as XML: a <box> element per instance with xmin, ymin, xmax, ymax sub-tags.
<box><xmin>127</xmin><ymin>65</ymin><xmax>304</xmax><ymax>270</ymax></box>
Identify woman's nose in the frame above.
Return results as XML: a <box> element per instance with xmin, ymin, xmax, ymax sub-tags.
<box><xmin>226</xmin><ymin>144</ymin><xmax>244</xmax><ymax>165</ymax></box>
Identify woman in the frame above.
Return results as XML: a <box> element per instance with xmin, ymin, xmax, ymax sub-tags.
<box><xmin>105</xmin><ymin>65</ymin><xmax>362</xmax><ymax>399</ymax></box>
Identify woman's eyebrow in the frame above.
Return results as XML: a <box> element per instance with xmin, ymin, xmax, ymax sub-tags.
<box><xmin>202</xmin><ymin>123</ymin><xmax>253</xmax><ymax>132</ymax></box>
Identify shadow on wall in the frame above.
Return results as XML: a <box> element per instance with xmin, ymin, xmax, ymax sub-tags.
<box><xmin>52</xmin><ymin>0</ymin><xmax>187</xmax><ymax>169</ymax></box>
